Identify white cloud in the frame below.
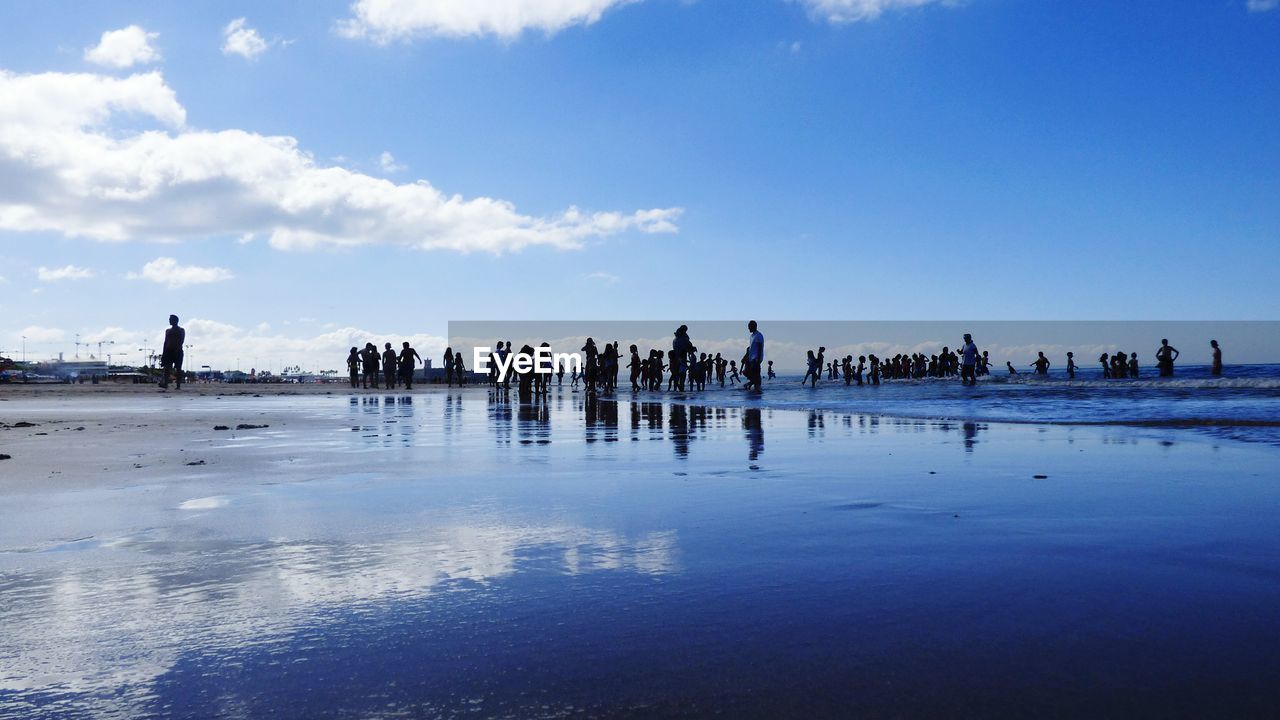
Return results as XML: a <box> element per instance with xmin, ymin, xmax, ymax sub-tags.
<box><xmin>76</xmin><ymin>319</ymin><xmax>451</xmax><ymax>372</ymax></box>
<box><xmin>792</xmin><ymin>0</ymin><xmax>956</xmax><ymax>24</ymax></box>
<box><xmin>585</xmin><ymin>271</ymin><xmax>620</xmax><ymax>284</ymax></box>
<box><xmin>0</xmin><ymin>69</ymin><xmax>680</xmax><ymax>254</ymax></box>
<box><xmin>379</xmin><ymin>151</ymin><xmax>405</xmax><ymax>172</ymax></box>
<box><xmin>221</xmin><ymin>18</ymin><xmax>271</xmax><ymax>59</ymax></box>
<box><xmin>127</xmin><ymin>257</ymin><xmax>235</xmax><ymax>289</ymax></box>
<box><xmin>37</xmin><ymin>265</ymin><xmax>95</xmax><ymax>281</ymax></box>
<box><xmin>17</xmin><ymin>325</ymin><xmax>65</xmax><ymax>343</ymax></box>
<box><xmin>84</xmin><ymin>26</ymin><xmax>161</xmax><ymax>68</ymax></box>
<box><xmin>337</xmin><ymin>0</ymin><xmax>639</xmax><ymax>42</ymax></box>
<box><xmin>1248</xmin><ymin>0</ymin><xmax>1279</xmax><ymax>12</ymax></box>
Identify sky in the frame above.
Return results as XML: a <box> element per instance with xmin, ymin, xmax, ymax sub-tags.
<box><xmin>1</xmin><ymin>0</ymin><xmax>1277</xmax><ymax>371</ymax></box>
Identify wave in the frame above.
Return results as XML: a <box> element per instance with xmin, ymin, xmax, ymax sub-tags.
<box><xmin>975</xmin><ymin>376</ymin><xmax>1280</xmax><ymax>390</ymax></box>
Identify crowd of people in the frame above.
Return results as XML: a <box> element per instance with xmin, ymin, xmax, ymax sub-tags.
<box><xmin>346</xmin><ymin>342</ymin><xmax>424</xmax><ymax>390</ymax></box>
<box><xmin>342</xmin><ymin>325</ymin><xmax>1226</xmax><ymax>395</ymax></box>
<box><xmin>438</xmin><ymin>322</ymin><xmax>767</xmax><ymax>399</ymax></box>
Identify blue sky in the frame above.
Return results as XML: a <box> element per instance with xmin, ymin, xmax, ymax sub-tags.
<box><xmin>1</xmin><ymin>0</ymin><xmax>1277</xmax><ymax>369</ymax></box>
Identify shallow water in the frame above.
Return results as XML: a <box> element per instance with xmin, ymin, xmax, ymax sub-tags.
<box><xmin>670</xmin><ymin>363</ymin><xmax>1280</xmax><ymax>444</ymax></box>
<box><xmin>1</xmin><ymin>392</ymin><xmax>1279</xmax><ymax>718</ymax></box>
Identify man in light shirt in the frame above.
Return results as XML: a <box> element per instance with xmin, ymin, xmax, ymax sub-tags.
<box><xmin>960</xmin><ymin>333</ymin><xmax>979</xmax><ymax>386</ymax></box>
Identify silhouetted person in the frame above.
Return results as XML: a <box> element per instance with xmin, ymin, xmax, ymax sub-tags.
<box><xmin>382</xmin><ymin>343</ymin><xmax>398</xmax><ymax>389</ymax></box>
<box><xmin>1156</xmin><ymin>338</ymin><xmax>1179</xmax><ymax>377</ymax></box>
<box><xmin>623</xmin><ymin>344</ymin><xmax>639</xmax><ymax>391</ymax></box>
<box><xmin>347</xmin><ymin>347</ymin><xmax>360</xmax><ymax>388</ymax></box>
<box><xmin>767</xmin><ymin>360</ymin><xmax>776</xmax><ymax>379</ymax></box>
<box><xmin>1099</xmin><ymin>352</ymin><xmax>1111</xmax><ymax>379</ymax></box>
<box><xmin>159</xmin><ymin>314</ymin><xmax>185</xmax><ymax>390</ymax></box>
<box><xmin>582</xmin><ymin>337</ymin><xmax>600</xmax><ymax>393</ymax></box>
<box><xmin>444</xmin><ymin>347</ymin><xmax>455</xmax><ymax>386</ymax></box>
<box><xmin>1031</xmin><ymin>351</ymin><xmax>1050</xmax><ymax>375</ymax></box>
<box><xmin>1210</xmin><ymin>340</ymin><xmax>1222</xmax><ymax>376</ymax></box>
<box><xmin>802</xmin><ymin>350</ymin><xmax>819</xmax><ymax>386</ymax></box>
<box><xmin>1128</xmin><ymin>352</ymin><xmax>1139</xmax><ymax>379</ymax></box>
<box><xmin>1066</xmin><ymin>351</ymin><xmax>1077</xmax><ymax>379</ymax></box>
<box><xmin>744</xmin><ymin>320</ymin><xmax>764</xmax><ymax>391</ymax></box>
<box><xmin>960</xmin><ymin>333</ymin><xmax>978</xmax><ymax>386</ymax></box>
<box><xmin>452</xmin><ymin>352</ymin><xmax>466</xmax><ymax>385</ymax></box>
<box><xmin>361</xmin><ymin>343</ymin><xmax>380</xmax><ymax>389</ymax></box>
<box><xmin>517</xmin><ymin>343</ymin><xmax>537</xmax><ymax>402</ymax></box>
<box><xmin>672</xmin><ymin>325</ymin><xmax>693</xmax><ymax>391</ymax></box>
<box><xmin>1006</xmin><ymin>361</ymin><xmax>1018</xmax><ymax>375</ymax></box>
<box><xmin>399</xmin><ymin>342</ymin><xmax>423</xmax><ymax>389</ymax></box>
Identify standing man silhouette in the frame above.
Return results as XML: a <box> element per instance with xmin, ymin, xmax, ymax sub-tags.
<box><xmin>382</xmin><ymin>343</ymin><xmax>398</xmax><ymax>389</ymax></box>
<box><xmin>398</xmin><ymin>342</ymin><xmax>423</xmax><ymax>390</ymax></box>
<box><xmin>959</xmin><ymin>333</ymin><xmax>978</xmax><ymax>386</ymax></box>
<box><xmin>1156</xmin><ymin>338</ymin><xmax>1180</xmax><ymax>377</ymax></box>
<box><xmin>159</xmin><ymin>314</ymin><xmax>185</xmax><ymax>390</ymax></box>
<box><xmin>743</xmin><ymin>320</ymin><xmax>764</xmax><ymax>391</ymax></box>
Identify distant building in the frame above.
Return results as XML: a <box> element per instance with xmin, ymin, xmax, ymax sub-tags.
<box><xmin>39</xmin><ymin>357</ymin><xmax>109</xmax><ymax>380</ymax></box>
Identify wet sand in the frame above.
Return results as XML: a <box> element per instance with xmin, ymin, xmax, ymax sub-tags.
<box><xmin>1</xmin><ymin>387</ymin><xmax>1279</xmax><ymax>718</ymax></box>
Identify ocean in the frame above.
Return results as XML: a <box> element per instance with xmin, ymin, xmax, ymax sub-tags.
<box><xmin>658</xmin><ymin>363</ymin><xmax>1280</xmax><ymax>444</ymax></box>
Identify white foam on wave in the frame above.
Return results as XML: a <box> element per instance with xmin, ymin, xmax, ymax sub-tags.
<box><xmin>178</xmin><ymin>496</ymin><xmax>230</xmax><ymax>511</ymax></box>
<box><xmin>984</xmin><ymin>376</ymin><xmax>1280</xmax><ymax>390</ymax></box>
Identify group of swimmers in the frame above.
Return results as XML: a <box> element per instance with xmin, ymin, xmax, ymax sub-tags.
<box><xmin>438</xmin><ymin>322</ymin><xmax>768</xmax><ymax>397</ymax></box>
<box><xmin>346</xmin><ymin>342</ymin><xmax>424</xmax><ymax>390</ymax></box>
<box><xmin>347</xmin><ymin>330</ymin><xmax>1224</xmax><ymax>394</ymax></box>
<box><xmin>798</xmin><ymin>335</ymin><xmax>1223</xmax><ymax>386</ymax></box>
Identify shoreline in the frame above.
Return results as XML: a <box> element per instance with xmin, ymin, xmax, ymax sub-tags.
<box><xmin>4</xmin><ymin>380</ymin><xmax>1276</xmax><ymax>437</ymax></box>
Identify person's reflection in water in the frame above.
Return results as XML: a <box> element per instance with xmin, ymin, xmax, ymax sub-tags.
<box><xmin>584</xmin><ymin>392</ymin><xmax>599</xmax><ymax>443</ymax></box>
<box><xmin>963</xmin><ymin>421</ymin><xmax>980</xmax><ymax>453</ymax></box>
<box><xmin>599</xmin><ymin>397</ymin><xmax>619</xmax><ymax>442</ymax></box>
<box><xmin>443</xmin><ymin>391</ymin><xmax>461</xmax><ymax>438</ymax></box>
<box><xmin>669</xmin><ymin>404</ymin><xmax>690</xmax><ymax>459</ymax></box>
<box><xmin>395</xmin><ymin>395</ymin><xmax>414</xmax><ymax>447</ymax></box>
<box><xmin>517</xmin><ymin>400</ymin><xmax>550</xmax><ymax>445</ymax></box>
<box><xmin>690</xmin><ymin>405</ymin><xmax>707</xmax><ymax>439</ymax></box>
<box><xmin>641</xmin><ymin>401</ymin><xmax>663</xmax><ymax>437</ymax></box>
<box><xmin>807</xmin><ymin>410</ymin><xmax>825</xmax><ymax>437</ymax></box>
<box><xmin>743</xmin><ymin>407</ymin><xmax>764</xmax><ymax>467</ymax></box>
<box><xmin>489</xmin><ymin>388</ymin><xmax>512</xmax><ymax>446</ymax></box>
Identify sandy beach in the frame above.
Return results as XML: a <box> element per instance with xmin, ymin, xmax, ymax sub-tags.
<box><xmin>2</xmin><ymin>384</ymin><xmax>1278</xmax><ymax>718</ymax></box>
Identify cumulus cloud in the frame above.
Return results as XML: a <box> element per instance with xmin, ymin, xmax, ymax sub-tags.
<box><xmin>792</xmin><ymin>0</ymin><xmax>957</xmax><ymax>24</ymax></box>
<box><xmin>584</xmin><ymin>271</ymin><xmax>620</xmax><ymax>284</ymax></box>
<box><xmin>1248</xmin><ymin>0</ymin><xmax>1279</xmax><ymax>11</ymax></box>
<box><xmin>37</xmin><ymin>265</ymin><xmax>95</xmax><ymax>281</ymax></box>
<box><xmin>221</xmin><ymin>18</ymin><xmax>271</xmax><ymax>59</ymax></box>
<box><xmin>336</xmin><ymin>0</ymin><xmax>639</xmax><ymax>41</ymax></box>
<box><xmin>127</xmin><ymin>257</ymin><xmax>235</xmax><ymax>289</ymax></box>
<box><xmin>84</xmin><ymin>25</ymin><xmax>161</xmax><ymax>68</ymax></box>
<box><xmin>378</xmin><ymin>151</ymin><xmax>405</xmax><ymax>172</ymax></box>
<box><xmin>0</xmin><ymin>69</ymin><xmax>680</xmax><ymax>254</ymax></box>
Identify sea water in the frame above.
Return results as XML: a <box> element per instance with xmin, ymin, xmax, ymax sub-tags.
<box><xmin>680</xmin><ymin>363</ymin><xmax>1280</xmax><ymax>443</ymax></box>
<box><xmin>1</xmin><ymin>391</ymin><xmax>1278</xmax><ymax>718</ymax></box>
